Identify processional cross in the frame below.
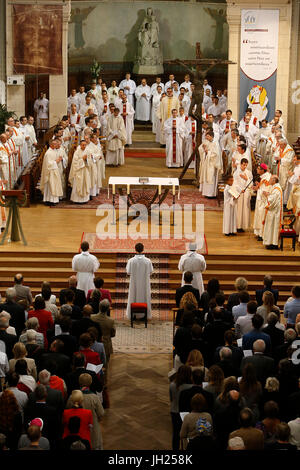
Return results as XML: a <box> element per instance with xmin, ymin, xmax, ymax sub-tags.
<box><xmin>166</xmin><ymin>43</ymin><xmax>235</xmax><ymax>185</ymax></box>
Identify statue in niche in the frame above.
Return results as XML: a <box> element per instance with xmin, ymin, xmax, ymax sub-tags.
<box><xmin>204</xmin><ymin>7</ymin><xmax>227</xmax><ymax>51</ymax></box>
<box><xmin>133</xmin><ymin>8</ymin><xmax>163</xmax><ymax>75</ymax></box>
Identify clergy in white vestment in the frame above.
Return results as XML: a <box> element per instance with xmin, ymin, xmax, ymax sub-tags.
<box><xmin>238</xmin><ymin>116</ymin><xmax>259</xmax><ymax>151</ymax></box>
<box><xmin>4</xmin><ymin>128</ymin><xmax>17</xmax><ymax>188</ymax></box>
<box><xmin>120</xmin><ymin>96</ymin><xmax>135</xmax><ymax>146</ymax></box>
<box><xmin>151</xmin><ymin>86</ymin><xmax>163</xmax><ymax>134</ymax></box>
<box><xmin>18</xmin><ymin>118</ymin><xmax>30</xmax><ymax>167</ymax></box>
<box><xmin>114</xmin><ymin>90</ymin><xmax>124</xmax><ymax>112</ymax></box>
<box><xmin>199</xmin><ymin>130</ymin><xmax>223</xmax><ymax>197</ymax></box>
<box><xmin>253</xmin><ymin>164</ymin><xmax>272</xmax><ymax>240</ymax></box>
<box><xmin>178</xmin><ymin>243</ymin><xmax>206</xmax><ymax>296</ymax></box>
<box><xmin>203</xmin><ymin>89</ymin><xmax>213</xmax><ymax>114</ymax></box>
<box><xmin>135</xmin><ymin>79</ymin><xmax>151</xmax><ymax>122</ymax></box>
<box><xmin>79</xmin><ymin>96</ymin><xmax>98</xmax><ymax>119</ymax></box>
<box><xmin>25</xmin><ymin>116</ymin><xmax>37</xmax><ymax>159</ymax></box>
<box><xmin>150</xmin><ymin>77</ymin><xmax>165</xmax><ymax>95</ymax></box>
<box><xmin>69</xmin><ymin>104</ymin><xmax>82</xmax><ymax>138</ymax></box>
<box><xmin>106</xmin><ymin>108</ymin><xmax>127</xmax><ymax>166</ymax></box>
<box><xmin>270</xmin><ymin>110</ymin><xmax>285</xmax><ymax>133</ymax></box>
<box><xmin>233</xmin><ymin>158</ymin><xmax>253</xmax><ymax>231</ymax></box>
<box><xmin>72</xmin><ymin>241</ymin><xmax>100</xmax><ymax>295</ymax></box>
<box><xmin>155</xmin><ymin>93</ymin><xmax>166</xmax><ymax>144</ymax></box>
<box><xmin>262</xmin><ymin>176</ymin><xmax>283</xmax><ymax>249</ymax></box>
<box><xmin>219</xmin><ymin>110</ymin><xmax>235</xmax><ymax>137</ymax></box>
<box><xmin>222</xmin><ymin>128</ymin><xmax>239</xmax><ymax>174</ymax></box>
<box><xmin>223</xmin><ymin>175</ymin><xmax>238</xmax><ymax>236</ymax></box>
<box><xmin>287</xmin><ymin>155</ymin><xmax>300</xmax><ymax>239</ymax></box>
<box><xmin>164</xmin><ymin>109</ymin><xmax>186</xmax><ymax>168</ymax></box>
<box><xmin>76</xmin><ymin>86</ymin><xmax>87</xmax><ymax>109</ymax></box>
<box><xmin>179</xmin><ymin>74</ymin><xmax>192</xmax><ymax>93</ymax></box>
<box><xmin>97</xmin><ymin>92</ymin><xmax>110</xmax><ymax>118</ymax></box>
<box><xmin>275</xmin><ymin>138</ymin><xmax>295</xmax><ymax>204</ymax></box>
<box><xmin>107</xmin><ymin>80</ymin><xmax>119</xmax><ymax>104</ymax></box>
<box><xmin>33</xmin><ymin>92</ymin><xmax>49</xmax><ymax>130</ymax></box>
<box><xmin>165</xmin><ymin>74</ymin><xmax>179</xmax><ymax>91</ymax></box>
<box><xmin>178</xmin><ymin>91</ymin><xmax>191</xmax><ymax>116</ymax></box>
<box><xmin>203</xmin><ymin>79</ymin><xmax>212</xmax><ymax>94</ymax></box>
<box><xmin>207</xmin><ymin>97</ymin><xmax>223</xmax><ymax>121</ymax></box>
<box><xmin>207</xmin><ymin>114</ymin><xmax>220</xmax><ymax>144</ymax></box>
<box><xmin>90</xmin><ymin>133</ymin><xmax>105</xmax><ymax>194</ymax></box>
<box><xmin>69</xmin><ymin>140</ymin><xmax>92</xmax><ymax>203</ymax></box>
<box><xmin>119</xmin><ymin>73</ymin><xmax>136</xmax><ymax>107</ymax></box>
<box><xmin>184</xmin><ymin>116</ymin><xmax>197</xmax><ymax>169</ymax></box>
<box><xmin>68</xmin><ymin>89</ymin><xmax>80</xmax><ymax>113</ymax></box>
<box><xmin>126</xmin><ymin>243</ymin><xmax>153</xmax><ymax>319</ymax></box>
<box><xmin>100</xmin><ymin>103</ymin><xmax>115</xmax><ymax>138</ymax></box>
<box><xmin>232</xmin><ymin>142</ymin><xmax>252</xmax><ymax>173</ymax></box>
<box><xmin>256</xmin><ymin>120</ymin><xmax>272</xmax><ymax>164</ymax></box>
<box><xmin>89</xmin><ymin>82</ymin><xmax>101</xmax><ymax>101</ymax></box>
<box><xmin>55</xmin><ymin>139</ymin><xmax>68</xmax><ymax>199</ymax></box>
<box><xmin>157</xmin><ymin>88</ymin><xmax>180</xmax><ymax>145</ymax></box>
<box><xmin>82</xmin><ymin>131</ymin><xmax>97</xmax><ymax>197</ymax></box>
<box><xmin>0</xmin><ymin>134</ymin><xmax>10</xmax><ymax>189</ymax></box>
<box><xmin>40</xmin><ymin>140</ymin><xmax>63</xmax><ymax>205</ymax></box>
<box><xmin>10</xmin><ymin>122</ymin><xmax>25</xmax><ymax>176</ymax></box>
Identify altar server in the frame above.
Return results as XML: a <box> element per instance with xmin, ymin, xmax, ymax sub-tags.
<box><xmin>106</xmin><ymin>108</ymin><xmax>127</xmax><ymax>166</ymax></box>
<box><xmin>164</xmin><ymin>109</ymin><xmax>186</xmax><ymax>168</ymax></box>
<box><xmin>72</xmin><ymin>241</ymin><xmax>100</xmax><ymax>295</ymax></box>
<box><xmin>126</xmin><ymin>243</ymin><xmax>153</xmax><ymax>320</ymax></box>
<box><xmin>233</xmin><ymin>158</ymin><xmax>252</xmax><ymax>232</ymax></box>
<box><xmin>178</xmin><ymin>243</ymin><xmax>206</xmax><ymax>295</ymax></box>
<box><xmin>135</xmin><ymin>79</ymin><xmax>151</xmax><ymax>122</ymax></box>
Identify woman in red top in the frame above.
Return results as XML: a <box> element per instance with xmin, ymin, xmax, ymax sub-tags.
<box><xmin>78</xmin><ymin>333</ymin><xmax>101</xmax><ymax>366</ymax></box>
<box><xmin>62</xmin><ymin>390</ymin><xmax>93</xmax><ymax>445</ymax></box>
<box><xmin>28</xmin><ymin>296</ymin><xmax>54</xmax><ymax>349</ymax></box>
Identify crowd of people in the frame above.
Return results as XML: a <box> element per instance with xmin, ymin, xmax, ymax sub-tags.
<box><xmin>0</xmin><ymin>264</ymin><xmax>115</xmax><ymax>450</ymax></box>
<box><xmin>171</xmin><ymin>272</ymin><xmax>300</xmax><ymax>451</ymax></box>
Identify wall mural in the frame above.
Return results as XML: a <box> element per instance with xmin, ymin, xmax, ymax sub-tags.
<box><xmin>68</xmin><ymin>1</ymin><xmax>228</xmax><ymax>71</ymax></box>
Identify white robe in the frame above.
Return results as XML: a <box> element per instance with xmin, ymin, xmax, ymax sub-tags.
<box><xmin>233</xmin><ymin>168</ymin><xmax>253</xmax><ymax>230</ymax></box>
<box><xmin>151</xmin><ymin>82</ymin><xmax>165</xmax><ymax>95</ymax></box>
<box><xmin>72</xmin><ymin>252</ymin><xmax>100</xmax><ymax>295</ymax></box>
<box><xmin>263</xmin><ymin>183</ymin><xmax>283</xmax><ymax>246</ymax></box>
<box><xmin>67</xmin><ymin>95</ymin><xmax>79</xmax><ymax>113</ymax></box>
<box><xmin>40</xmin><ymin>148</ymin><xmax>63</xmax><ymax>203</ymax></box>
<box><xmin>106</xmin><ymin>115</ymin><xmax>127</xmax><ymax>166</ymax></box>
<box><xmin>126</xmin><ymin>254</ymin><xmax>153</xmax><ymax>319</ymax></box>
<box><xmin>25</xmin><ymin>124</ymin><xmax>37</xmax><ymax>159</ymax></box>
<box><xmin>76</xmin><ymin>92</ymin><xmax>87</xmax><ymax>109</ymax></box>
<box><xmin>287</xmin><ymin>166</ymin><xmax>300</xmax><ymax>239</ymax></box>
<box><xmin>164</xmin><ymin>117</ymin><xmax>186</xmax><ymax>168</ymax></box>
<box><xmin>135</xmin><ymin>85</ymin><xmax>151</xmax><ymax>121</ymax></box>
<box><xmin>253</xmin><ymin>172</ymin><xmax>272</xmax><ymax>236</ymax></box>
<box><xmin>199</xmin><ymin>140</ymin><xmax>222</xmax><ymax>196</ymax></box>
<box><xmin>238</xmin><ymin>121</ymin><xmax>259</xmax><ymax>150</ymax></box>
<box><xmin>223</xmin><ymin>185</ymin><xmax>238</xmax><ymax>234</ymax></box>
<box><xmin>19</xmin><ymin>124</ymin><xmax>29</xmax><ymax>167</ymax></box>
<box><xmin>184</xmin><ymin>118</ymin><xmax>197</xmax><ymax>169</ymax></box>
<box><xmin>69</xmin><ymin>147</ymin><xmax>92</xmax><ymax>203</ymax></box>
<box><xmin>178</xmin><ymin>251</ymin><xmax>206</xmax><ymax>296</ymax></box>
<box><xmin>119</xmin><ymin>79</ymin><xmax>136</xmax><ymax>107</ymax></box>
<box><xmin>151</xmin><ymin>93</ymin><xmax>162</xmax><ymax>133</ymax></box>
<box><xmin>276</xmin><ymin>145</ymin><xmax>295</xmax><ymax>204</ymax></box>
<box><xmin>34</xmin><ymin>98</ymin><xmax>49</xmax><ymax>129</ymax></box>
<box><xmin>120</xmin><ymin>102</ymin><xmax>135</xmax><ymax>145</ymax></box>
<box><xmin>107</xmin><ymin>86</ymin><xmax>120</xmax><ymax>104</ymax></box>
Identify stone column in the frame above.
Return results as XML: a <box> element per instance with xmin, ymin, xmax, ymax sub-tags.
<box><xmin>226</xmin><ymin>0</ymin><xmax>293</xmax><ymax>137</ymax></box>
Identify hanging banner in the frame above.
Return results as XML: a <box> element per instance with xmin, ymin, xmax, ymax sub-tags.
<box><xmin>13</xmin><ymin>4</ymin><xmax>63</xmax><ymax>75</ymax></box>
<box><xmin>239</xmin><ymin>9</ymin><xmax>279</xmax><ymax>123</ymax></box>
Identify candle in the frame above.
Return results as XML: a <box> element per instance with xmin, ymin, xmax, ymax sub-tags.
<box><xmin>158</xmin><ymin>185</ymin><xmax>161</xmax><ymax>195</ymax></box>
<box><xmin>127</xmin><ymin>184</ymin><xmax>130</xmax><ymax>195</ymax></box>
<box><xmin>107</xmin><ymin>186</ymin><xmax>109</xmax><ymax>199</ymax></box>
<box><xmin>113</xmin><ymin>184</ymin><xmax>115</xmax><ymax>194</ymax></box>
<box><xmin>172</xmin><ymin>185</ymin><xmax>175</xmax><ymax>196</ymax></box>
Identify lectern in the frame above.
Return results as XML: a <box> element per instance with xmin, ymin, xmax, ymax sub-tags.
<box><xmin>0</xmin><ymin>190</ymin><xmax>27</xmax><ymax>245</ymax></box>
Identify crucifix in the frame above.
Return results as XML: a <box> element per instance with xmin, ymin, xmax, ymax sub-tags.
<box><xmin>165</xmin><ymin>43</ymin><xmax>235</xmax><ymax>185</ymax></box>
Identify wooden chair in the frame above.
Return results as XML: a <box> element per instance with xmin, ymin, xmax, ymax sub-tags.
<box><xmin>130</xmin><ymin>303</ymin><xmax>148</xmax><ymax>328</ymax></box>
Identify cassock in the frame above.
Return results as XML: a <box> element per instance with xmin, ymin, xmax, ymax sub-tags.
<box><xmin>178</xmin><ymin>251</ymin><xmax>206</xmax><ymax>296</ymax></box>
<box><xmin>184</xmin><ymin>118</ymin><xmax>197</xmax><ymax>169</ymax></box>
<box><xmin>121</xmin><ymin>102</ymin><xmax>135</xmax><ymax>145</ymax></box>
<box><xmin>263</xmin><ymin>183</ymin><xmax>283</xmax><ymax>246</ymax></box>
<box><xmin>34</xmin><ymin>97</ymin><xmax>49</xmax><ymax>129</ymax></box>
<box><xmin>253</xmin><ymin>172</ymin><xmax>272</xmax><ymax>237</ymax></box>
<box><xmin>233</xmin><ymin>167</ymin><xmax>253</xmax><ymax>230</ymax></box>
<box><xmin>199</xmin><ymin>140</ymin><xmax>222</xmax><ymax>196</ymax></box>
<box><xmin>25</xmin><ymin>123</ymin><xmax>37</xmax><ymax>159</ymax></box>
<box><xmin>69</xmin><ymin>147</ymin><xmax>92</xmax><ymax>203</ymax></box>
<box><xmin>276</xmin><ymin>144</ymin><xmax>295</xmax><ymax>204</ymax></box>
<box><xmin>106</xmin><ymin>115</ymin><xmax>127</xmax><ymax>166</ymax></box>
<box><xmin>223</xmin><ymin>185</ymin><xmax>238</xmax><ymax>235</ymax></box>
<box><xmin>157</xmin><ymin>96</ymin><xmax>180</xmax><ymax>144</ymax></box>
<box><xmin>40</xmin><ymin>147</ymin><xmax>63</xmax><ymax>203</ymax></box>
<box><xmin>164</xmin><ymin>117</ymin><xmax>185</xmax><ymax>168</ymax></box>
<box><xmin>135</xmin><ymin>85</ymin><xmax>151</xmax><ymax>121</ymax></box>
<box><xmin>72</xmin><ymin>251</ymin><xmax>100</xmax><ymax>296</ymax></box>
<box><xmin>287</xmin><ymin>165</ymin><xmax>300</xmax><ymax>239</ymax></box>
<box><xmin>126</xmin><ymin>254</ymin><xmax>153</xmax><ymax>319</ymax></box>
<box><xmin>119</xmin><ymin>79</ymin><xmax>136</xmax><ymax>107</ymax></box>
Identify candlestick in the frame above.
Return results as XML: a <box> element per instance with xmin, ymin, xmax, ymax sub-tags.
<box><xmin>158</xmin><ymin>185</ymin><xmax>161</xmax><ymax>195</ymax></box>
<box><xmin>127</xmin><ymin>184</ymin><xmax>130</xmax><ymax>195</ymax></box>
<box><xmin>112</xmin><ymin>184</ymin><xmax>115</xmax><ymax>195</ymax></box>
<box><xmin>172</xmin><ymin>185</ymin><xmax>175</xmax><ymax>196</ymax></box>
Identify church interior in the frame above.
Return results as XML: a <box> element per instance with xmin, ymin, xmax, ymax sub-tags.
<box><xmin>0</xmin><ymin>0</ymin><xmax>300</xmax><ymax>454</ymax></box>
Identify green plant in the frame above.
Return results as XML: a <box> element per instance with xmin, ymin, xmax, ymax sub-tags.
<box><xmin>0</xmin><ymin>104</ymin><xmax>17</xmax><ymax>133</ymax></box>
<box><xmin>90</xmin><ymin>59</ymin><xmax>102</xmax><ymax>80</ymax></box>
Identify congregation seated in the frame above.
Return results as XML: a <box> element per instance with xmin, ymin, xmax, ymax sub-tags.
<box><xmin>257</xmin><ymin>291</ymin><xmax>280</xmax><ymax>323</ymax></box>
<box><xmin>8</xmin><ymin>342</ymin><xmax>37</xmax><ymax>380</ymax></box>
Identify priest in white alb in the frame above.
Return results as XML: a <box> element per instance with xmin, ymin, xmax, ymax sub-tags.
<box><xmin>69</xmin><ymin>140</ymin><xmax>92</xmax><ymax>204</ymax></box>
<box><xmin>135</xmin><ymin>78</ymin><xmax>151</xmax><ymax>122</ymax></box>
<box><xmin>119</xmin><ymin>73</ymin><xmax>136</xmax><ymax>108</ymax></box>
<box><xmin>25</xmin><ymin>116</ymin><xmax>37</xmax><ymax>159</ymax></box>
<box><xmin>90</xmin><ymin>132</ymin><xmax>105</xmax><ymax>194</ymax></box>
<box><xmin>262</xmin><ymin>175</ymin><xmax>283</xmax><ymax>249</ymax></box>
<box><xmin>164</xmin><ymin>109</ymin><xmax>186</xmax><ymax>168</ymax></box>
<box><xmin>233</xmin><ymin>158</ymin><xmax>252</xmax><ymax>232</ymax></box>
<box><xmin>120</xmin><ymin>95</ymin><xmax>135</xmax><ymax>146</ymax></box>
<box><xmin>40</xmin><ymin>140</ymin><xmax>63</xmax><ymax>205</ymax></box>
<box><xmin>72</xmin><ymin>241</ymin><xmax>100</xmax><ymax>295</ymax></box>
<box><xmin>126</xmin><ymin>243</ymin><xmax>153</xmax><ymax>320</ymax></box>
<box><xmin>178</xmin><ymin>243</ymin><xmax>206</xmax><ymax>296</ymax></box>
<box><xmin>184</xmin><ymin>116</ymin><xmax>197</xmax><ymax>169</ymax></box>
<box><xmin>199</xmin><ymin>129</ymin><xmax>222</xmax><ymax>197</ymax></box>
<box><xmin>275</xmin><ymin>138</ymin><xmax>295</xmax><ymax>204</ymax></box>
<box><xmin>106</xmin><ymin>107</ymin><xmax>127</xmax><ymax>166</ymax></box>
<box><xmin>157</xmin><ymin>88</ymin><xmax>180</xmax><ymax>145</ymax></box>
<box><xmin>253</xmin><ymin>163</ymin><xmax>272</xmax><ymax>240</ymax></box>
<box><xmin>287</xmin><ymin>155</ymin><xmax>300</xmax><ymax>239</ymax></box>
<box><xmin>34</xmin><ymin>92</ymin><xmax>49</xmax><ymax>130</ymax></box>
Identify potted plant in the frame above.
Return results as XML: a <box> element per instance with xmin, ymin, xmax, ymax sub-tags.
<box><xmin>90</xmin><ymin>59</ymin><xmax>102</xmax><ymax>80</ymax></box>
<box><xmin>0</xmin><ymin>104</ymin><xmax>16</xmax><ymax>133</ymax></box>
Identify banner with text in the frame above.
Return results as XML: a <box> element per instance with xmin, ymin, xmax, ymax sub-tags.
<box><xmin>239</xmin><ymin>9</ymin><xmax>279</xmax><ymax>123</ymax></box>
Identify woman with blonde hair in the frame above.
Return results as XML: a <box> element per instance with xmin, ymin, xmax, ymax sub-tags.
<box><xmin>257</xmin><ymin>291</ymin><xmax>280</xmax><ymax>323</ymax></box>
<box><xmin>186</xmin><ymin>350</ymin><xmax>209</xmax><ymax>381</ymax></box>
<box><xmin>62</xmin><ymin>390</ymin><xmax>93</xmax><ymax>447</ymax></box>
<box><xmin>204</xmin><ymin>365</ymin><xmax>224</xmax><ymax>399</ymax></box>
<box><xmin>227</xmin><ymin>277</ymin><xmax>248</xmax><ymax>312</ymax></box>
<box><xmin>176</xmin><ymin>292</ymin><xmax>200</xmax><ymax>326</ymax></box>
<box><xmin>9</xmin><ymin>342</ymin><xmax>37</xmax><ymax>380</ymax></box>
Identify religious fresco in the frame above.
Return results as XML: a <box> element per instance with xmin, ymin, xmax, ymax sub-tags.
<box><xmin>13</xmin><ymin>4</ymin><xmax>63</xmax><ymax>75</ymax></box>
<box><xmin>68</xmin><ymin>1</ymin><xmax>228</xmax><ymax>70</ymax></box>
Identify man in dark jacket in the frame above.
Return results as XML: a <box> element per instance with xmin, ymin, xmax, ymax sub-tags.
<box><xmin>175</xmin><ymin>271</ymin><xmax>200</xmax><ymax>307</ymax></box>
<box><xmin>255</xmin><ymin>275</ymin><xmax>279</xmax><ymax>306</ymax></box>
<box><xmin>0</xmin><ymin>288</ymin><xmax>25</xmax><ymax>337</ymax></box>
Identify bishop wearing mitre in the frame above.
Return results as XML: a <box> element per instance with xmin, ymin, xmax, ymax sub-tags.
<box><xmin>69</xmin><ymin>140</ymin><xmax>92</xmax><ymax>204</ymax></box>
<box><xmin>40</xmin><ymin>139</ymin><xmax>63</xmax><ymax>205</ymax></box>
<box><xmin>106</xmin><ymin>107</ymin><xmax>127</xmax><ymax>166</ymax></box>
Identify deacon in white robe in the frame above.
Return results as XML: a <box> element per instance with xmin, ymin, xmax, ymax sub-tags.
<box><xmin>120</xmin><ymin>97</ymin><xmax>135</xmax><ymax>145</ymax></box>
<box><xmin>119</xmin><ymin>74</ymin><xmax>136</xmax><ymax>107</ymax></box>
<box><xmin>253</xmin><ymin>164</ymin><xmax>272</xmax><ymax>239</ymax></box>
<box><xmin>178</xmin><ymin>243</ymin><xmax>206</xmax><ymax>295</ymax></box>
<box><xmin>25</xmin><ymin>116</ymin><xmax>37</xmax><ymax>159</ymax></box>
<box><xmin>0</xmin><ymin>134</ymin><xmax>9</xmax><ymax>188</ymax></box>
<box><xmin>40</xmin><ymin>140</ymin><xmax>63</xmax><ymax>204</ymax></box>
<box><xmin>33</xmin><ymin>93</ymin><xmax>49</xmax><ymax>130</ymax></box>
<box><xmin>287</xmin><ymin>156</ymin><xmax>300</xmax><ymax>239</ymax></box>
<box><xmin>69</xmin><ymin>140</ymin><xmax>92</xmax><ymax>203</ymax></box>
<box><xmin>72</xmin><ymin>243</ymin><xmax>100</xmax><ymax>296</ymax></box>
<box><xmin>223</xmin><ymin>175</ymin><xmax>238</xmax><ymax>235</ymax></box>
<box><xmin>233</xmin><ymin>159</ymin><xmax>253</xmax><ymax>231</ymax></box>
<box><xmin>164</xmin><ymin>110</ymin><xmax>186</xmax><ymax>168</ymax></box>
<box><xmin>126</xmin><ymin>243</ymin><xmax>153</xmax><ymax>320</ymax></box>
<box><xmin>262</xmin><ymin>176</ymin><xmax>283</xmax><ymax>248</ymax></box>
<box><xmin>106</xmin><ymin>108</ymin><xmax>127</xmax><ymax>166</ymax></box>
<box><xmin>135</xmin><ymin>79</ymin><xmax>151</xmax><ymax>122</ymax></box>
<box><xmin>199</xmin><ymin>130</ymin><xmax>223</xmax><ymax>197</ymax></box>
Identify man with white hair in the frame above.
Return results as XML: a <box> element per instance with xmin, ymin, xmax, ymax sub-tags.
<box><xmin>178</xmin><ymin>243</ymin><xmax>206</xmax><ymax>296</ymax></box>
<box><xmin>240</xmin><ymin>339</ymin><xmax>275</xmax><ymax>384</ymax></box>
<box><xmin>0</xmin><ymin>311</ymin><xmax>16</xmax><ymax>336</ymax></box>
<box><xmin>228</xmin><ymin>436</ymin><xmax>245</xmax><ymax>450</ymax></box>
<box><xmin>216</xmin><ymin>346</ymin><xmax>239</xmax><ymax>377</ymax></box>
<box><xmin>262</xmin><ymin>175</ymin><xmax>283</xmax><ymax>250</ymax></box>
<box><xmin>19</xmin><ymin>318</ymin><xmax>44</xmax><ymax>347</ymax></box>
<box><xmin>29</xmin><ymin>369</ymin><xmax>65</xmax><ymax>414</ymax></box>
